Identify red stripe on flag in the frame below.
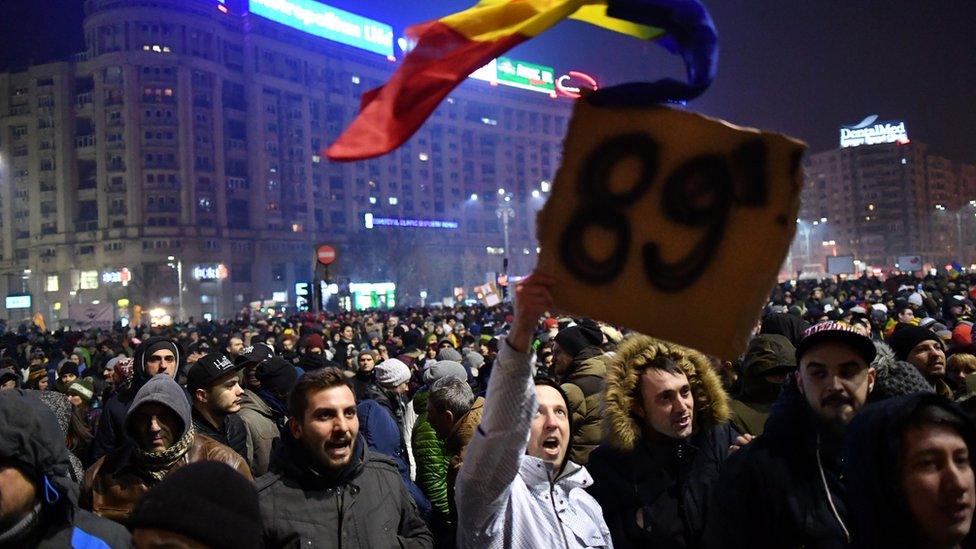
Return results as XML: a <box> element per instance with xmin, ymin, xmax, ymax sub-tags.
<box><xmin>326</xmin><ymin>21</ymin><xmax>526</xmax><ymax>161</ymax></box>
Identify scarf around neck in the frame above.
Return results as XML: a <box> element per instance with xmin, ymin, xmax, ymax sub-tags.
<box><xmin>134</xmin><ymin>425</ymin><xmax>195</xmax><ymax>482</ymax></box>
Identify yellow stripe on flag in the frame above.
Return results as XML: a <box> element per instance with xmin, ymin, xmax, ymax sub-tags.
<box><xmin>438</xmin><ymin>0</ymin><xmax>589</xmax><ymax>43</ymax></box>
<box><xmin>569</xmin><ymin>4</ymin><xmax>664</xmax><ymax>40</ymax></box>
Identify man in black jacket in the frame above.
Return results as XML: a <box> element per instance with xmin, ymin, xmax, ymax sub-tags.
<box><xmin>587</xmin><ymin>334</ymin><xmax>736</xmax><ymax>548</ymax></box>
<box><xmin>0</xmin><ymin>390</ymin><xmax>129</xmax><ymax>547</ymax></box>
<box><xmin>90</xmin><ymin>336</ymin><xmax>183</xmax><ymax>461</ymax></box>
<box><xmin>257</xmin><ymin>367</ymin><xmax>432</xmax><ymax>548</ymax></box>
<box><xmin>704</xmin><ymin>321</ymin><xmax>878</xmax><ymax>548</ymax></box>
<box><xmin>187</xmin><ymin>352</ymin><xmax>249</xmax><ymax>461</ymax></box>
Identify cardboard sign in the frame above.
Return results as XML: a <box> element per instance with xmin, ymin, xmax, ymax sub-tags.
<box><xmin>536</xmin><ymin>102</ymin><xmax>806</xmax><ymax>359</ymax></box>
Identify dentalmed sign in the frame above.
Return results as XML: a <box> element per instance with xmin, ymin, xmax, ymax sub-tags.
<box><xmin>249</xmin><ymin>0</ymin><xmax>394</xmax><ymax>57</ymax></box>
<box><xmin>840</xmin><ymin>115</ymin><xmax>909</xmax><ymax>148</ymax></box>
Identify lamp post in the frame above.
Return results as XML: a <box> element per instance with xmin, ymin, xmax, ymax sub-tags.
<box><xmin>167</xmin><ymin>255</ymin><xmax>184</xmax><ymax>322</ymax></box>
<box><xmin>496</xmin><ymin>190</ymin><xmax>515</xmax><ymax>279</ymax></box>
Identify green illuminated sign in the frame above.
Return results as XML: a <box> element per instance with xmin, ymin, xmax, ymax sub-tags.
<box><xmin>495</xmin><ymin>57</ymin><xmax>555</xmax><ymax>95</ymax></box>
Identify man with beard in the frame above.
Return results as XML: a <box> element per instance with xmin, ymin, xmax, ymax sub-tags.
<box><xmin>91</xmin><ymin>337</ymin><xmax>183</xmax><ymax>461</ymax></box>
<box><xmin>187</xmin><ymin>353</ymin><xmax>249</xmax><ymax>461</ymax></box>
<box><xmin>257</xmin><ymin>367</ymin><xmax>432</xmax><ymax>547</ymax></box>
<box><xmin>890</xmin><ymin>325</ymin><xmax>953</xmax><ymax>397</ymax></box>
<box><xmin>705</xmin><ymin>321</ymin><xmax>877</xmax><ymax>547</ymax></box>
<box><xmin>82</xmin><ymin>375</ymin><xmax>251</xmax><ymax>524</ymax></box>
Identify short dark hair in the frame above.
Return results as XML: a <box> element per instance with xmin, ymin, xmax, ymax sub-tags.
<box><xmin>646</xmin><ymin>355</ymin><xmax>685</xmax><ymax>377</ymax></box>
<box><xmin>288</xmin><ymin>367</ymin><xmax>353</xmax><ymax>420</ymax></box>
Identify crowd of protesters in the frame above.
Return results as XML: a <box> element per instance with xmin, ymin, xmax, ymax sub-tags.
<box><xmin>1</xmin><ymin>270</ymin><xmax>976</xmax><ymax>547</ymax></box>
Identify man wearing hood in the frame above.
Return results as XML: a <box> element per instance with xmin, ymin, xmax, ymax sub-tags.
<box><xmin>705</xmin><ymin>321</ymin><xmax>877</xmax><ymax>547</ymax></box>
<box><xmin>456</xmin><ymin>273</ymin><xmax>612</xmax><ymax>548</ymax></box>
<box><xmin>729</xmin><ymin>334</ymin><xmax>796</xmax><ymax>436</ymax></box>
<box><xmin>90</xmin><ymin>336</ymin><xmax>183</xmax><ymax>461</ymax></box>
<box><xmin>552</xmin><ymin>319</ymin><xmax>607</xmax><ymax>465</ymax></box>
<box><xmin>257</xmin><ymin>367</ymin><xmax>432</xmax><ymax>547</ymax></box>
<box><xmin>82</xmin><ymin>374</ymin><xmax>252</xmax><ymax>524</ymax></box>
<box><xmin>587</xmin><ymin>334</ymin><xmax>736</xmax><ymax>548</ymax></box>
<box><xmin>844</xmin><ymin>393</ymin><xmax>976</xmax><ymax>548</ymax></box>
<box><xmin>0</xmin><ymin>390</ymin><xmax>129</xmax><ymax>548</ymax></box>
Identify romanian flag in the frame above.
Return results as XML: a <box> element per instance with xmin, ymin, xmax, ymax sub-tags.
<box><xmin>326</xmin><ymin>0</ymin><xmax>715</xmax><ymax>162</ymax></box>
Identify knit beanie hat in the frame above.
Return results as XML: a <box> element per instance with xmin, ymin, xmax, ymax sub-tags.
<box><xmin>375</xmin><ymin>358</ymin><xmax>411</xmax><ymax>388</ymax></box>
<box><xmin>28</xmin><ymin>364</ymin><xmax>47</xmax><ymax>384</ymax></box>
<box><xmin>305</xmin><ymin>333</ymin><xmax>325</xmax><ymax>352</ymax></box>
<box><xmin>130</xmin><ymin>461</ymin><xmax>262</xmax><ymax>549</ymax></box>
<box><xmin>436</xmin><ymin>347</ymin><xmax>463</xmax><ymax>363</ymax></box>
<box><xmin>58</xmin><ymin>361</ymin><xmax>79</xmax><ymax>378</ymax></box>
<box><xmin>423</xmin><ymin>360</ymin><xmax>467</xmax><ymax>385</ymax></box>
<box><xmin>554</xmin><ymin>319</ymin><xmax>604</xmax><ymax>357</ymax></box>
<box><xmin>255</xmin><ymin>357</ymin><xmax>299</xmax><ymax>398</ymax></box>
<box><xmin>66</xmin><ymin>379</ymin><xmax>95</xmax><ymax>404</ymax></box>
<box><xmin>0</xmin><ymin>368</ymin><xmax>19</xmax><ymax>387</ymax></box>
<box><xmin>889</xmin><ymin>325</ymin><xmax>944</xmax><ymax>361</ymax></box>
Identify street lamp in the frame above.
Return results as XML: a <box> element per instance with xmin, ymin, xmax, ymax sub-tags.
<box><xmin>167</xmin><ymin>255</ymin><xmax>184</xmax><ymax>322</ymax></box>
<box><xmin>496</xmin><ymin>192</ymin><xmax>516</xmax><ymax>280</ymax></box>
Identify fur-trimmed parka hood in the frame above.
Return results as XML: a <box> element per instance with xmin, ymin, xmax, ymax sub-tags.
<box><xmin>603</xmin><ymin>334</ymin><xmax>730</xmax><ymax>451</ymax></box>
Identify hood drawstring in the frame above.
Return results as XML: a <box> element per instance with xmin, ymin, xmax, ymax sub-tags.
<box><xmin>816</xmin><ymin>433</ymin><xmax>850</xmax><ymax>543</ymax></box>
<box><xmin>43</xmin><ymin>474</ymin><xmax>60</xmax><ymax>504</ymax></box>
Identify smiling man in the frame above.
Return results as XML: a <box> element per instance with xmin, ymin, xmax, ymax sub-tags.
<box><xmin>257</xmin><ymin>367</ymin><xmax>432</xmax><ymax>548</ymax></box>
<box><xmin>705</xmin><ymin>321</ymin><xmax>877</xmax><ymax>548</ymax></box>
<box><xmin>586</xmin><ymin>334</ymin><xmax>736</xmax><ymax>548</ymax></box>
<box><xmin>891</xmin><ymin>324</ymin><xmax>953</xmax><ymax>397</ymax></box>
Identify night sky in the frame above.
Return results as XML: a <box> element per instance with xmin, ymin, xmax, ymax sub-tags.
<box><xmin>1</xmin><ymin>0</ymin><xmax>973</xmax><ymax>161</ymax></box>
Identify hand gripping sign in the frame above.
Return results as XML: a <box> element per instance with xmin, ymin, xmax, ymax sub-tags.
<box><xmin>536</xmin><ymin>102</ymin><xmax>806</xmax><ymax>359</ymax></box>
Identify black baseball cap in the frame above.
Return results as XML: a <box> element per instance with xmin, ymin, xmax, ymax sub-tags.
<box><xmin>795</xmin><ymin>321</ymin><xmax>876</xmax><ymax>365</ymax></box>
<box><xmin>234</xmin><ymin>343</ymin><xmax>275</xmax><ymax>368</ymax></box>
<box><xmin>187</xmin><ymin>352</ymin><xmax>243</xmax><ymax>391</ymax></box>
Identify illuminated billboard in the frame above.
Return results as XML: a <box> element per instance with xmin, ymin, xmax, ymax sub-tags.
<box><xmin>469</xmin><ymin>57</ymin><xmax>556</xmax><ymax>97</ymax></box>
<box><xmin>840</xmin><ymin>115</ymin><xmax>909</xmax><ymax>148</ymax></box>
<box><xmin>249</xmin><ymin>0</ymin><xmax>394</xmax><ymax>57</ymax></box>
<box><xmin>364</xmin><ymin>213</ymin><xmax>458</xmax><ymax>229</ymax></box>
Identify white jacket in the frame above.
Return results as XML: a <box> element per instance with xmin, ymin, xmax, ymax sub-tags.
<box><xmin>456</xmin><ymin>339</ymin><xmax>613</xmax><ymax>548</ymax></box>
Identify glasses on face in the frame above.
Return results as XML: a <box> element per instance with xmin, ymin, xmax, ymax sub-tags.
<box><xmin>147</xmin><ymin>355</ymin><xmax>177</xmax><ymax>364</ymax></box>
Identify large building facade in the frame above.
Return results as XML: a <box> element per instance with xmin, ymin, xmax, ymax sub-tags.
<box><xmin>792</xmin><ymin>121</ymin><xmax>976</xmax><ymax>272</ymax></box>
<box><xmin>0</xmin><ymin>0</ymin><xmax>578</xmax><ymax>323</ymax></box>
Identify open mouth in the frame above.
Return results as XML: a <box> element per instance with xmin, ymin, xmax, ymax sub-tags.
<box><xmin>325</xmin><ymin>439</ymin><xmax>352</xmax><ymax>457</ymax></box>
<box><xmin>542</xmin><ymin>437</ymin><xmax>560</xmax><ymax>451</ymax></box>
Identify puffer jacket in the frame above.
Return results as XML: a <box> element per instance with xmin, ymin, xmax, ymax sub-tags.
<box><xmin>444</xmin><ymin>396</ymin><xmax>484</xmax><ymax>540</ymax></box>
<box><xmin>560</xmin><ymin>349</ymin><xmax>608</xmax><ymax>465</ymax></box>
<box><xmin>239</xmin><ymin>389</ymin><xmax>285</xmax><ymax>476</ymax></box>
<box><xmin>411</xmin><ymin>390</ymin><xmax>452</xmax><ymax>520</ymax></box>
<box><xmin>257</xmin><ymin>430</ymin><xmax>433</xmax><ymax>548</ymax></box>
<box><xmin>587</xmin><ymin>335</ymin><xmax>734</xmax><ymax>549</ymax></box>
<box><xmin>91</xmin><ymin>336</ymin><xmax>185</xmax><ymax>460</ymax></box>
<box><xmin>82</xmin><ymin>375</ymin><xmax>252</xmax><ymax>525</ymax></box>
<box><xmin>703</xmin><ymin>376</ymin><xmax>850</xmax><ymax>548</ymax></box>
<box><xmin>0</xmin><ymin>390</ymin><xmax>130</xmax><ymax>548</ymax></box>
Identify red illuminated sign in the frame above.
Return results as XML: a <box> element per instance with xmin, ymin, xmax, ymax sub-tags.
<box><xmin>556</xmin><ymin>71</ymin><xmax>599</xmax><ymax>99</ymax></box>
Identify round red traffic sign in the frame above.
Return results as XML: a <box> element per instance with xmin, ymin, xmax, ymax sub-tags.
<box><xmin>316</xmin><ymin>245</ymin><xmax>337</xmax><ymax>266</ymax></box>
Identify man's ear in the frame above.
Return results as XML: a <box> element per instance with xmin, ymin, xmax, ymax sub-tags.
<box><xmin>794</xmin><ymin>370</ymin><xmax>805</xmax><ymax>395</ymax></box>
<box><xmin>444</xmin><ymin>410</ymin><xmax>455</xmax><ymax>426</ymax></box>
<box><xmin>289</xmin><ymin>417</ymin><xmax>302</xmax><ymax>439</ymax></box>
<box><xmin>194</xmin><ymin>387</ymin><xmax>208</xmax><ymax>405</ymax></box>
<box><xmin>867</xmin><ymin>367</ymin><xmax>876</xmax><ymax>393</ymax></box>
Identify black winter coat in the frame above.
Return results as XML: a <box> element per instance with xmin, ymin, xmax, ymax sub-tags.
<box><xmin>257</xmin><ymin>431</ymin><xmax>433</xmax><ymax>548</ymax></box>
<box><xmin>191</xmin><ymin>407</ymin><xmax>249</xmax><ymax>461</ymax></box>
<box><xmin>703</xmin><ymin>378</ymin><xmax>850</xmax><ymax>549</ymax></box>
<box><xmin>587</xmin><ymin>423</ymin><xmax>737</xmax><ymax>548</ymax></box>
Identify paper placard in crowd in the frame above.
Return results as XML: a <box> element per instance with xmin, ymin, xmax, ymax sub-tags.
<box><xmin>537</xmin><ymin>102</ymin><xmax>806</xmax><ymax>359</ymax></box>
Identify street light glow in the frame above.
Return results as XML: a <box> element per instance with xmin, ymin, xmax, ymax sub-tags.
<box><xmin>531</xmin><ymin>190</ymin><xmax>540</xmax><ymax>198</ymax></box>
<box><xmin>469</xmin><ymin>193</ymin><xmax>478</xmax><ymax>201</ymax></box>
<box><xmin>497</xmin><ymin>188</ymin><xmax>505</xmax><ymax>195</ymax></box>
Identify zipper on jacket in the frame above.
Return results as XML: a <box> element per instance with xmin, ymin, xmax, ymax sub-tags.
<box><xmin>548</xmin><ymin>471</ymin><xmax>571</xmax><ymax>549</ymax></box>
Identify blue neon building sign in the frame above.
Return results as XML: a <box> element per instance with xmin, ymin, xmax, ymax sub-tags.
<box><xmin>249</xmin><ymin>0</ymin><xmax>394</xmax><ymax>57</ymax></box>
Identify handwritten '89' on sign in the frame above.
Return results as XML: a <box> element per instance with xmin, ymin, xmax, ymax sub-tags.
<box><xmin>536</xmin><ymin>103</ymin><xmax>806</xmax><ymax>360</ymax></box>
